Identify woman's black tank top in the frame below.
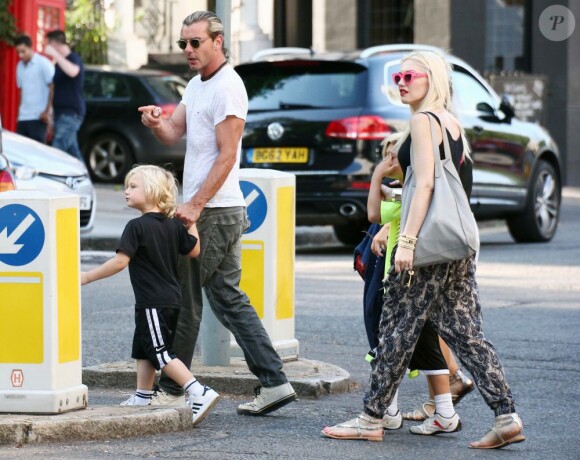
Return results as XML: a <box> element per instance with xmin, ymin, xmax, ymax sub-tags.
<box><xmin>397</xmin><ymin>112</ymin><xmax>472</xmax><ymax>198</ymax></box>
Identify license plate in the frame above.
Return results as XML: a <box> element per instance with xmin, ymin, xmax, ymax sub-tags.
<box><xmin>249</xmin><ymin>148</ymin><xmax>308</xmax><ymax>163</ymax></box>
<box><xmin>79</xmin><ymin>195</ymin><xmax>91</xmax><ymax>210</ymax></box>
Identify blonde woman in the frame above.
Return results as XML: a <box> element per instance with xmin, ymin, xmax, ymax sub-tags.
<box><xmin>82</xmin><ymin>165</ymin><xmax>220</xmax><ymax>426</ymax></box>
<box><xmin>322</xmin><ymin>51</ymin><xmax>525</xmax><ymax>449</ymax></box>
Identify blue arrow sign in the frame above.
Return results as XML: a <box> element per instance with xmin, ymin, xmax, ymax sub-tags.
<box><xmin>240</xmin><ymin>181</ymin><xmax>267</xmax><ymax>234</ymax></box>
<box><xmin>0</xmin><ymin>204</ymin><xmax>45</xmax><ymax>266</ymax></box>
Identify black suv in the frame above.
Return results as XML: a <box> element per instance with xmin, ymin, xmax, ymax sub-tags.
<box><xmin>236</xmin><ymin>45</ymin><xmax>561</xmax><ymax>245</ymax></box>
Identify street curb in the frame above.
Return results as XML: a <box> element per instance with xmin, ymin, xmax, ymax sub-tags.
<box><xmin>81</xmin><ymin>228</ymin><xmax>341</xmax><ymax>252</ymax></box>
<box><xmin>0</xmin><ymin>406</ymin><xmax>193</xmax><ymax>445</ymax></box>
<box><xmin>83</xmin><ymin>358</ymin><xmax>352</xmax><ymax>399</ymax></box>
<box><xmin>0</xmin><ymin>358</ymin><xmax>351</xmax><ymax>446</ymax></box>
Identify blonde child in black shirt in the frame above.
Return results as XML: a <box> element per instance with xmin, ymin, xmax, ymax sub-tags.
<box><xmin>82</xmin><ymin>165</ymin><xmax>219</xmax><ymax>426</ymax></box>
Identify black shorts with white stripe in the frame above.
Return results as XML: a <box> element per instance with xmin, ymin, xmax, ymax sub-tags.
<box><xmin>131</xmin><ymin>307</ymin><xmax>179</xmax><ymax>370</ymax></box>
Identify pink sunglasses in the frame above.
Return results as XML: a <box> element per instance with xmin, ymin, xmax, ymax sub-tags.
<box><xmin>392</xmin><ymin>70</ymin><xmax>428</xmax><ymax>85</ymax></box>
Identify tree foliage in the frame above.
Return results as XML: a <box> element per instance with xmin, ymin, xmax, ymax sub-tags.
<box><xmin>0</xmin><ymin>0</ymin><xmax>18</xmax><ymax>45</ymax></box>
<box><xmin>65</xmin><ymin>0</ymin><xmax>108</xmax><ymax>64</ymax></box>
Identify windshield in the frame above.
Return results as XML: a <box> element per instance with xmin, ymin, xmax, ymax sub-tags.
<box><xmin>236</xmin><ymin>60</ymin><xmax>367</xmax><ymax>111</ymax></box>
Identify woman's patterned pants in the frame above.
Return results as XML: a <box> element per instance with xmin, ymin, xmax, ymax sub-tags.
<box><xmin>363</xmin><ymin>256</ymin><xmax>516</xmax><ymax>418</ymax></box>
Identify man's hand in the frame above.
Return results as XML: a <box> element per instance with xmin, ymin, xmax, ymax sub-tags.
<box><xmin>40</xmin><ymin>109</ymin><xmax>51</xmax><ymax>124</ymax></box>
<box><xmin>43</xmin><ymin>44</ymin><xmax>59</xmax><ymax>59</ymax></box>
<box><xmin>176</xmin><ymin>201</ymin><xmax>204</xmax><ymax>228</ymax></box>
<box><xmin>138</xmin><ymin>105</ymin><xmax>163</xmax><ymax>128</ymax></box>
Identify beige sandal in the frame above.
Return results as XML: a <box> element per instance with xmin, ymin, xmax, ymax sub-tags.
<box><xmin>321</xmin><ymin>413</ymin><xmax>384</xmax><ymax>442</ymax></box>
<box><xmin>469</xmin><ymin>413</ymin><xmax>526</xmax><ymax>449</ymax></box>
<box><xmin>402</xmin><ymin>400</ymin><xmax>435</xmax><ymax>421</ymax></box>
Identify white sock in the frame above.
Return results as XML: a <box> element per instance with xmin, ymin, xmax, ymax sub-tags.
<box><xmin>134</xmin><ymin>389</ymin><xmax>154</xmax><ymax>405</ymax></box>
<box><xmin>434</xmin><ymin>393</ymin><xmax>455</xmax><ymax>418</ymax></box>
<box><xmin>183</xmin><ymin>378</ymin><xmax>205</xmax><ymax>396</ymax></box>
<box><xmin>386</xmin><ymin>389</ymin><xmax>399</xmax><ymax>416</ymax></box>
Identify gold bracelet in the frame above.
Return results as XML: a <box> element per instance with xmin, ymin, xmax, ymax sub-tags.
<box><xmin>399</xmin><ymin>234</ymin><xmax>418</xmax><ymax>244</ymax></box>
<box><xmin>398</xmin><ymin>238</ymin><xmax>416</xmax><ymax>250</ymax></box>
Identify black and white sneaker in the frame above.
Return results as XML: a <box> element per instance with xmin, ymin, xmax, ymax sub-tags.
<box><xmin>187</xmin><ymin>385</ymin><xmax>220</xmax><ymax>426</ymax></box>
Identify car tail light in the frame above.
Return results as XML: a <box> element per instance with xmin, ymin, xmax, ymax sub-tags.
<box><xmin>159</xmin><ymin>103</ymin><xmax>178</xmax><ymax>118</ymax></box>
<box><xmin>0</xmin><ymin>170</ymin><xmax>16</xmax><ymax>192</ymax></box>
<box><xmin>325</xmin><ymin>116</ymin><xmax>392</xmax><ymax>140</ymax></box>
<box><xmin>350</xmin><ymin>181</ymin><xmax>371</xmax><ymax>190</ymax></box>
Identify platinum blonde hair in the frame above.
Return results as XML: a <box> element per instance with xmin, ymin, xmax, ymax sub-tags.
<box><xmin>381</xmin><ymin>132</ymin><xmax>405</xmax><ymax>159</ymax></box>
<box><xmin>183</xmin><ymin>11</ymin><xmax>229</xmax><ymax>59</ymax></box>
<box><xmin>125</xmin><ymin>165</ymin><xmax>178</xmax><ymax>217</ymax></box>
<box><xmin>394</xmin><ymin>50</ymin><xmax>471</xmax><ymax>158</ymax></box>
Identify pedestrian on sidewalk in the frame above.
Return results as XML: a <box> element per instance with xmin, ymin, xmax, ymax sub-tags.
<box><xmin>138</xmin><ymin>10</ymin><xmax>296</xmax><ymax>415</ymax></box>
<box><xmin>14</xmin><ymin>34</ymin><xmax>54</xmax><ymax>143</ymax></box>
<box><xmin>366</xmin><ymin>133</ymin><xmax>474</xmax><ymax>424</ymax></box>
<box><xmin>81</xmin><ymin>165</ymin><xmax>220</xmax><ymax>425</ymax></box>
<box><xmin>44</xmin><ymin>30</ymin><xmax>85</xmax><ymax>162</ymax></box>
<box><xmin>322</xmin><ymin>50</ymin><xmax>525</xmax><ymax>449</ymax></box>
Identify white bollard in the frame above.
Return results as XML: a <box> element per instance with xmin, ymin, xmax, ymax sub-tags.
<box><xmin>236</xmin><ymin>169</ymin><xmax>299</xmax><ymax>360</ymax></box>
<box><xmin>0</xmin><ymin>190</ymin><xmax>88</xmax><ymax>413</ymax></box>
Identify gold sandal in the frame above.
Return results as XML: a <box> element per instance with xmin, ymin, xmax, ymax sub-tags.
<box><xmin>450</xmin><ymin>370</ymin><xmax>474</xmax><ymax>405</ymax></box>
<box><xmin>402</xmin><ymin>400</ymin><xmax>435</xmax><ymax>421</ymax></box>
<box><xmin>469</xmin><ymin>413</ymin><xmax>526</xmax><ymax>449</ymax></box>
<box><xmin>321</xmin><ymin>413</ymin><xmax>384</xmax><ymax>442</ymax></box>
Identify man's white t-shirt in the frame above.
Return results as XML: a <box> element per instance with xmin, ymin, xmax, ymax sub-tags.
<box><xmin>181</xmin><ymin>64</ymin><xmax>248</xmax><ymax>207</ymax></box>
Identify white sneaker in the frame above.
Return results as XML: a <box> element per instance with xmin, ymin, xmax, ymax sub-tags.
<box><xmin>410</xmin><ymin>412</ymin><xmax>462</xmax><ymax>435</ymax></box>
<box><xmin>120</xmin><ymin>394</ymin><xmax>150</xmax><ymax>406</ymax></box>
<box><xmin>382</xmin><ymin>411</ymin><xmax>403</xmax><ymax>430</ymax></box>
<box><xmin>237</xmin><ymin>383</ymin><xmax>297</xmax><ymax>416</ymax></box>
<box><xmin>150</xmin><ymin>388</ymin><xmax>186</xmax><ymax>407</ymax></box>
<box><xmin>187</xmin><ymin>385</ymin><xmax>220</xmax><ymax>426</ymax></box>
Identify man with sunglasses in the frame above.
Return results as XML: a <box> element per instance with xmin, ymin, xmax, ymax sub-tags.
<box><xmin>139</xmin><ymin>11</ymin><xmax>296</xmax><ymax>418</ymax></box>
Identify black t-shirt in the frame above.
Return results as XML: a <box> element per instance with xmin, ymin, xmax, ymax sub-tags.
<box><xmin>118</xmin><ymin>213</ymin><xmax>198</xmax><ymax>309</ymax></box>
<box><xmin>53</xmin><ymin>51</ymin><xmax>86</xmax><ymax>118</ymax></box>
<box><xmin>398</xmin><ymin>112</ymin><xmax>472</xmax><ymax>198</ymax></box>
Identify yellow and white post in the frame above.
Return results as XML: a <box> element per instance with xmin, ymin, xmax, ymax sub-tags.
<box><xmin>237</xmin><ymin>169</ymin><xmax>299</xmax><ymax>360</ymax></box>
<box><xmin>0</xmin><ymin>190</ymin><xmax>88</xmax><ymax>413</ymax></box>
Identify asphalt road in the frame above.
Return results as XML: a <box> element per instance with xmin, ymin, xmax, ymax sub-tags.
<box><xmin>1</xmin><ymin>188</ymin><xmax>578</xmax><ymax>459</ymax></box>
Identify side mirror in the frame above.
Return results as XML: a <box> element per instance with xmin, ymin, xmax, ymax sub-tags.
<box><xmin>476</xmin><ymin>102</ymin><xmax>496</xmax><ymax>114</ymax></box>
<box><xmin>499</xmin><ymin>94</ymin><xmax>516</xmax><ymax>120</ymax></box>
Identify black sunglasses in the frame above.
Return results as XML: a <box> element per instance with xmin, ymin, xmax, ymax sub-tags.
<box><xmin>176</xmin><ymin>37</ymin><xmax>209</xmax><ymax>50</ymax></box>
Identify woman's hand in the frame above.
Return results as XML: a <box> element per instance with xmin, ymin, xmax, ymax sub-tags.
<box><xmin>371</xmin><ymin>224</ymin><xmax>390</xmax><ymax>257</ymax></box>
<box><xmin>394</xmin><ymin>246</ymin><xmax>414</xmax><ymax>273</ymax></box>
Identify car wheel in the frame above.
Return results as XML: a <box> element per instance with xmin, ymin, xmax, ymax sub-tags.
<box><xmin>507</xmin><ymin>160</ymin><xmax>560</xmax><ymax>243</ymax></box>
<box><xmin>333</xmin><ymin>223</ymin><xmax>368</xmax><ymax>247</ymax></box>
<box><xmin>86</xmin><ymin>133</ymin><xmax>135</xmax><ymax>183</ymax></box>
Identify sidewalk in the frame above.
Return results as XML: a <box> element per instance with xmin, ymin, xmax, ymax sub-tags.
<box><xmin>0</xmin><ymin>358</ymin><xmax>350</xmax><ymax>445</ymax></box>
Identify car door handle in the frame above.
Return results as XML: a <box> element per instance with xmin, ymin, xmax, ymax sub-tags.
<box><xmin>473</xmin><ymin>125</ymin><xmax>484</xmax><ymax>134</ymax></box>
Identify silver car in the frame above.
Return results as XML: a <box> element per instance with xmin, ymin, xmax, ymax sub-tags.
<box><xmin>1</xmin><ymin>130</ymin><xmax>96</xmax><ymax>233</ymax></box>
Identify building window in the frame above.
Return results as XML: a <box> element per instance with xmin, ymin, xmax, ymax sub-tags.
<box><xmin>359</xmin><ymin>0</ymin><xmax>414</xmax><ymax>48</ymax></box>
<box><xmin>485</xmin><ymin>0</ymin><xmax>527</xmax><ymax>72</ymax></box>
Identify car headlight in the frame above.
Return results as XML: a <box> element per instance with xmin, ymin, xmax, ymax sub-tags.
<box><xmin>12</xmin><ymin>164</ymin><xmax>38</xmax><ymax>180</ymax></box>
